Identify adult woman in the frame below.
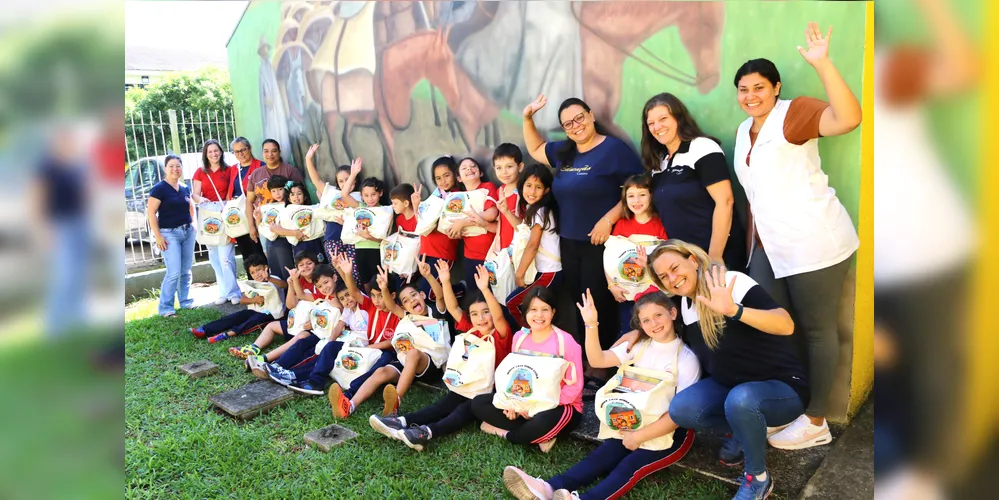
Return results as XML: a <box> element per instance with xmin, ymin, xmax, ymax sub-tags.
<box><xmin>733</xmin><ymin>23</ymin><xmax>861</xmax><ymax>450</ymax></box>
<box><xmin>192</xmin><ymin>139</ymin><xmax>241</xmax><ymax>305</ymax></box>
<box><xmin>638</xmin><ymin>240</ymin><xmax>802</xmax><ymax>500</ymax></box>
<box><xmin>522</xmin><ymin>95</ymin><xmax>643</xmax><ymax>354</ymax></box>
<box><xmin>226</xmin><ymin>137</ymin><xmax>264</xmax><ymax>271</ymax></box>
<box><xmin>244</xmin><ymin>138</ymin><xmax>304</xmax><ymax>247</ymax></box>
<box><xmin>640</xmin><ymin>93</ymin><xmax>742</xmax><ymax>267</ymax></box>
<box><xmin>147</xmin><ymin>155</ymin><xmax>196</xmax><ymax>317</ymax></box>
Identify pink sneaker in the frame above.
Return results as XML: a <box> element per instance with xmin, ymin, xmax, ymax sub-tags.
<box><xmin>767</xmin><ymin>414</ymin><xmax>832</xmax><ymax>450</ymax></box>
<box><xmin>503</xmin><ymin>466</ymin><xmax>553</xmax><ymax>500</ymax></box>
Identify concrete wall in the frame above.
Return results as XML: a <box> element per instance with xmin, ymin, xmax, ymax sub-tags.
<box><xmin>125</xmin><ymin>256</ymin><xmax>244</xmax><ymax>304</ymax></box>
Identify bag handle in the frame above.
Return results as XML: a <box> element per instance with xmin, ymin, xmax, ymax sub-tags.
<box><xmin>205</xmin><ymin>169</ymin><xmax>225</xmax><ymax>204</ymax></box>
<box><xmin>554</xmin><ymin>327</ymin><xmax>578</xmax><ymax>385</ymax></box>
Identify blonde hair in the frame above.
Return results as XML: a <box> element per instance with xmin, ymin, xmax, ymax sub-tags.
<box><xmin>646</xmin><ymin>239</ymin><xmax>725</xmax><ymax>349</ymax></box>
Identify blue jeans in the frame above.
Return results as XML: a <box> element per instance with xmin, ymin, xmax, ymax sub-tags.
<box><xmin>668</xmin><ymin>377</ymin><xmax>803</xmax><ymax>475</ymax></box>
<box><xmin>158</xmin><ymin>224</ymin><xmax>197</xmax><ymax>315</ymax></box>
<box><xmin>208</xmin><ymin>243</ymin><xmax>240</xmax><ymax>300</ymax></box>
<box><xmin>47</xmin><ymin>217</ymin><xmax>89</xmax><ymax>337</ymax></box>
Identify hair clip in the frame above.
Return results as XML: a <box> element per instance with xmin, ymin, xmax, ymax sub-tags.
<box><xmin>285</xmin><ymin>181</ymin><xmax>294</xmax><ymax>189</ymax></box>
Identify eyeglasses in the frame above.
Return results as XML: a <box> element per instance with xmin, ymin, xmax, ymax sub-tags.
<box><xmin>232</xmin><ymin>148</ymin><xmax>249</xmax><ymax>154</ymax></box>
<box><xmin>561</xmin><ymin>112</ymin><xmax>587</xmax><ymax>130</ymax></box>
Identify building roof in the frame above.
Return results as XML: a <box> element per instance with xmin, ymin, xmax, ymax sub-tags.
<box><xmin>125</xmin><ymin>45</ymin><xmax>227</xmax><ymax>72</ymax></box>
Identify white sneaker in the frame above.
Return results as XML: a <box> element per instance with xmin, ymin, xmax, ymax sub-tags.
<box><xmin>766</xmin><ymin>423</ymin><xmax>791</xmax><ymax>437</ymax></box>
<box><xmin>230</xmin><ymin>297</ymin><xmax>241</xmax><ymax>305</ymax></box>
<box><xmin>213</xmin><ymin>297</ymin><xmax>227</xmax><ymax>305</ymax></box>
<box><xmin>503</xmin><ymin>466</ymin><xmax>553</xmax><ymax>500</ymax></box>
<box><xmin>767</xmin><ymin>414</ymin><xmax>832</xmax><ymax>450</ymax></box>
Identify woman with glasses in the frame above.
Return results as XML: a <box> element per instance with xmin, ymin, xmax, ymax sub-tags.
<box><xmin>522</xmin><ymin>95</ymin><xmax>644</xmax><ymax>361</ymax></box>
<box><xmin>226</xmin><ymin>137</ymin><xmax>264</xmax><ymax>271</ymax></box>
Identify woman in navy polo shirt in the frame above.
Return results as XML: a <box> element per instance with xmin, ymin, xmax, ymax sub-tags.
<box><xmin>147</xmin><ymin>154</ymin><xmax>197</xmax><ymax>317</ymax></box>
<box><xmin>522</xmin><ymin>94</ymin><xmax>643</xmax><ymax>353</ymax></box>
<box><xmin>639</xmin><ymin>92</ymin><xmax>743</xmax><ymax>268</ymax></box>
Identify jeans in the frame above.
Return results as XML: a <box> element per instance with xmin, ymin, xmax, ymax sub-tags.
<box><xmin>208</xmin><ymin>243</ymin><xmax>241</xmax><ymax>300</ymax></box>
<box><xmin>47</xmin><ymin>217</ymin><xmax>89</xmax><ymax>337</ymax></box>
<box><xmin>668</xmin><ymin>377</ymin><xmax>803</xmax><ymax>475</ymax></box>
<box><xmin>158</xmin><ymin>224</ymin><xmax>197</xmax><ymax>315</ymax></box>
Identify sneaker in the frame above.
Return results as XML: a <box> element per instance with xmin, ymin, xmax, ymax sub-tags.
<box><xmin>214</xmin><ymin>297</ymin><xmax>227</xmax><ymax>305</ymax></box>
<box><xmin>247</xmin><ymin>355</ymin><xmax>270</xmax><ymax>380</ymax></box>
<box><xmin>228</xmin><ymin>344</ymin><xmax>260</xmax><ymax>359</ymax></box>
<box><xmin>767</xmin><ymin>414</ymin><xmax>832</xmax><ymax>450</ymax></box>
<box><xmin>369</xmin><ymin>414</ymin><xmax>407</xmax><ymax>440</ymax></box>
<box><xmin>766</xmin><ymin>424</ymin><xmax>791</xmax><ymax>437</ymax></box>
<box><xmin>267</xmin><ymin>364</ymin><xmax>296</xmax><ymax>386</ymax></box>
<box><xmin>190</xmin><ymin>327</ymin><xmax>206</xmax><ymax>339</ymax></box>
<box><xmin>719</xmin><ymin>434</ymin><xmax>744</xmax><ymax>467</ymax></box>
<box><xmin>382</xmin><ymin>384</ymin><xmax>399</xmax><ymax>416</ymax></box>
<box><xmin>733</xmin><ymin>472</ymin><xmax>774</xmax><ymax>500</ymax></box>
<box><xmin>208</xmin><ymin>332</ymin><xmax>229</xmax><ymax>344</ymax></box>
<box><xmin>329</xmin><ymin>383</ymin><xmax>353</xmax><ymax>419</ymax></box>
<box><xmin>400</xmin><ymin>425</ymin><xmax>431</xmax><ymax>451</ymax></box>
<box><xmin>289</xmin><ymin>380</ymin><xmax>323</xmax><ymax>396</ymax></box>
<box><xmin>230</xmin><ymin>297</ymin><xmax>241</xmax><ymax>305</ymax></box>
<box><xmin>502</xmin><ymin>466</ymin><xmax>553</xmax><ymax>500</ymax></box>
<box><xmin>538</xmin><ymin>438</ymin><xmax>557</xmax><ymax>454</ymax></box>
<box><xmin>552</xmin><ymin>490</ymin><xmax>578</xmax><ymax>500</ymax></box>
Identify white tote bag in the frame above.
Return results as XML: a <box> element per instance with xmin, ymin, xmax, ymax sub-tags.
<box><xmin>308</xmin><ymin>299</ymin><xmax>342</xmax><ymax>340</ymax></box>
<box><xmin>280</xmin><ymin>204</ymin><xmax>325</xmax><ymax>246</ymax></box>
<box><xmin>341</xmin><ymin>206</ymin><xmax>393</xmax><ymax>245</ymax></box>
<box><xmin>414</xmin><ymin>195</ymin><xmax>446</xmax><ymax>236</ymax></box>
<box><xmin>603</xmin><ymin>235</ymin><xmax>665</xmax><ymax>301</ymax></box>
<box><xmin>223</xmin><ymin>167</ymin><xmax>250</xmax><ymax>238</ymax></box>
<box><xmin>391</xmin><ymin>314</ymin><xmax>451</xmax><ymax>369</ymax></box>
<box><xmin>492</xmin><ymin>328</ymin><xmax>576</xmax><ymax>417</ymax></box>
<box><xmin>380</xmin><ymin>231</ymin><xmax>421</xmax><ymax>277</ymax></box>
<box><xmin>595</xmin><ymin>341</ymin><xmax>680</xmax><ymax>450</ymax></box>
<box><xmin>316</xmin><ymin>183</ymin><xmax>361</xmax><ymax>222</ymax></box>
<box><xmin>286</xmin><ymin>300</ymin><xmax>315</xmax><ymax>337</ymax></box>
<box><xmin>237</xmin><ymin>280</ymin><xmax>285</xmax><ymax>319</ymax></box>
<box><xmin>442</xmin><ymin>332</ymin><xmax>497</xmax><ymax>399</ymax></box>
<box><xmin>314</xmin><ymin>331</ymin><xmax>369</xmax><ymax>356</ymax></box>
<box><xmin>257</xmin><ymin>203</ymin><xmax>285</xmax><ymax>242</ymax></box>
<box><xmin>330</xmin><ymin>346</ymin><xmax>384</xmax><ymax>388</ymax></box>
<box><xmin>196</xmin><ymin>201</ymin><xmax>228</xmax><ymax>246</ymax></box>
<box><xmin>436</xmin><ymin>189</ymin><xmax>488</xmax><ymax>237</ymax></box>
<box><xmin>484</xmin><ymin>246</ymin><xmax>516</xmax><ymax>306</ymax></box>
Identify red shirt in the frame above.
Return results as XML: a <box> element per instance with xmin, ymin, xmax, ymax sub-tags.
<box><xmin>227</xmin><ymin>158</ymin><xmax>263</xmax><ymax>199</ymax></box>
<box><xmin>193</xmin><ymin>167</ymin><xmax>233</xmax><ymax>202</ymax></box>
<box><xmin>94</xmin><ymin>138</ymin><xmax>125</xmax><ymax>184</ymax></box>
<box><xmin>612</xmin><ymin>216</ymin><xmax>668</xmax><ymax>240</ymax></box>
<box><xmin>456</xmin><ymin>315</ymin><xmax>512</xmax><ymax>369</ymax></box>
<box><xmin>462</xmin><ymin>181</ymin><xmax>499</xmax><ymax>260</ymax></box>
<box><xmin>396</xmin><ymin>213</ymin><xmax>416</xmax><ymax>232</ymax></box>
<box><xmin>297</xmin><ymin>276</ymin><xmax>318</xmax><ymax>297</ymax></box>
<box><xmin>497</xmin><ymin>185</ymin><xmax>519</xmax><ymax>249</ymax></box>
<box><xmin>359</xmin><ymin>294</ymin><xmax>401</xmax><ymax>345</ymax></box>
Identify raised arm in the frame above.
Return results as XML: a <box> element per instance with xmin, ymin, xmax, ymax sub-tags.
<box><xmin>697</xmin><ymin>266</ymin><xmax>794</xmax><ymax>336</ymax></box>
<box><xmin>474</xmin><ymin>265</ymin><xmax>511</xmax><ymax>339</ymax></box>
<box><xmin>522</xmin><ymin>94</ymin><xmax>551</xmax><ymax>166</ymax></box>
<box><xmin>340</xmin><ymin>158</ymin><xmax>363</xmax><ymax>208</ymax></box>
<box><xmin>797</xmin><ymin>23</ymin><xmax>862</xmax><ymax>137</ymax></box>
<box><xmin>416</xmin><ymin>256</ymin><xmax>446</xmax><ymax>313</ymax></box>
<box><xmin>434</xmin><ymin>260</ymin><xmax>463</xmax><ymax>323</ymax></box>
<box><xmin>377</xmin><ymin>266</ymin><xmax>406</xmax><ymax>319</ymax></box>
<box><xmin>304</xmin><ymin>143</ymin><xmax>326</xmax><ymax>198</ymax></box>
<box><xmin>577</xmin><ymin>289</ymin><xmax>623</xmax><ymax>368</ymax></box>
<box><xmin>333</xmin><ymin>252</ymin><xmax>364</xmax><ymax>306</ymax></box>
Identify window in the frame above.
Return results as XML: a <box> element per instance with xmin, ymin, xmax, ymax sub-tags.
<box><xmin>141</xmin><ymin>75</ymin><xmax>150</xmax><ymax>84</ymax></box>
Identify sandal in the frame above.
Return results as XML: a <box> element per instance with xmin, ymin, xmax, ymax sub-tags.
<box><xmin>228</xmin><ymin>344</ymin><xmax>260</xmax><ymax>359</ymax></box>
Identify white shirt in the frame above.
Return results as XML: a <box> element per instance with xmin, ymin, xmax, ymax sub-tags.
<box><xmin>610</xmin><ymin>337</ymin><xmax>701</xmax><ymax>393</ymax></box>
<box><xmin>339</xmin><ymin>307</ymin><xmax>369</xmax><ymax>333</ymax></box>
<box><xmin>531</xmin><ymin>208</ymin><xmax>562</xmax><ymax>273</ymax></box>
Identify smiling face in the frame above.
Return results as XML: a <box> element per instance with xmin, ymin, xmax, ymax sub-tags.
<box><xmin>336</xmin><ymin>288</ymin><xmax>356</xmax><ymax>310</ymax></box>
<box><xmin>164</xmin><ymin>158</ymin><xmax>183</xmax><ymax>182</ymax></box>
<box><xmin>524</xmin><ymin>297</ymin><xmax>555</xmax><ymax>331</ymax></box>
<box><xmin>314</xmin><ymin>275</ymin><xmax>335</xmax><ymax>297</ymax></box>
<box><xmin>458</xmin><ymin>159</ymin><xmax>482</xmax><ymax>185</ymax></box>
<box><xmin>361</xmin><ymin>186</ymin><xmax>381</xmax><ymax>206</ymax></box>
<box><xmin>433</xmin><ymin>165</ymin><xmax>457</xmax><ymax>191</ymax></box>
<box><xmin>248</xmin><ymin>264</ymin><xmax>270</xmax><ymax>282</ymax></box>
<box><xmin>467</xmin><ymin>301</ymin><xmax>494</xmax><ymax>333</ymax></box>
<box><xmin>233</xmin><ymin>142</ymin><xmax>252</xmax><ymax>165</ymax></box>
<box><xmin>269</xmin><ymin>187</ymin><xmax>286</xmax><ymax>203</ymax></box>
<box><xmin>262</xmin><ymin>142</ymin><xmax>280</xmax><ymax>165</ymax></box>
<box><xmin>289</xmin><ymin>186</ymin><xmax>306</xmax><ymax>205</ymax></box>
<box><xmin>336</xmin><ymin>170</ymin><xmax>351</xmax><ymax>191</ymax></box>
<box><xmin>521</xmin><ymin>175</ymin><xmax>549</xmax><ymax>205</ymax></box>
<box><xmin>645</xmin><ymin>105</ymin><xmax>679</xmax><ymax>148</ymax></box>
<box><xmin>636</xmin><ymin>302</ymin><xmax>677</xmax><ymax>342</ymax></box>
<box><xmin>737</xmin><ymin>72</ymin><xmax>781</xmax><ymax>120</ymax></box>
<box><xmin>399</xmin><ymin>286</ymin><xmax>427</xmax><ymax>316</ymax></box>
<box><xmin>296</xmin><ymin>258</ymin><xmax>316</xmax><ymax>279</ymax></box>
<box><xmin>651</xmin><ymin>251</ymin><xmax>699</xmax><ymax>298</ymax></box>
<box><xmin>206</xmin><ymin>143</ymin><xmax>224</xmax><ymax>168</ymax></box>
<box><xmin>625</xmin><ymin>186</ymin><xmax>652</xmax><ymax>217</ymax></box>
<box><xmin>493</xmin><ymin>157</ymin><xmax>522</xmax><ymax>186</ymax></box>
<box><xmin>559</xmin><ymin>104</ymin><xmax>596</xmax><ymax>144</ymax></box>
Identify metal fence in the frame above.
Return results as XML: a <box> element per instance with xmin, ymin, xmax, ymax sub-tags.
<box><xmin>125</xmin><ymin>108</ymin><xmax>237</xmax><ymax>271</ymax></box>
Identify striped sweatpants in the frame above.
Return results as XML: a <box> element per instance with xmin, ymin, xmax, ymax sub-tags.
<box><xmin>505</xmin><ymin>271</ymin><xmax>562</xmax><ymax>328</ymax></box>
<box><xmin>470</xmin><ymin>394</ymin><xmax>581</xmax><ymax>445</ymax></box>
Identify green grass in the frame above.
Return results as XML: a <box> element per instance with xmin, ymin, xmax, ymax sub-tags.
<box><xmin>126</xmin><ymin>307</ymin><xmax>730</xmax><ymax>499</ymax></box>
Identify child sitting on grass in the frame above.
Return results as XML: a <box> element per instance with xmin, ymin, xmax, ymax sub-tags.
<box><xmin>190</xmin><ymin>253</ymin><xmax>287</xmax><ymax>343</ymax></box>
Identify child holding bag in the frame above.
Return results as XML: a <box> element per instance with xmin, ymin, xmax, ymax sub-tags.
<box><xmin>190</xmin><ymin>253</ymin><xmax>287</xmax><ymax>344</ymax></box>
<box><xmin>470</xmin><ymin>287</ymin><xmax>583</xmax><ymax>453</ymax></box>
<box><xmin>339</xmin><ymin>162</ymin><xmax>390</xmax><ymax>290</ymax></box>
<box><xmin>268</xmin><ymin>179</ymin><xmax>325</xmax><ymax>265</ymax></box>
<box><xmin>445</xmin><ymin>157</ymin><xmax>500</xmax><ymax>288</ymax></box>
<box><xmin>369</xmin><ymin>262</ymin><xmax>512</xmax><ymax>451</ymax></box>
<box><xmin>502</xmin><ymin>290</ymin><xmax>699</xmax><ymax>500</ymax></box>
<box><xmin>253</xmin><ymin>175</ymin><xmax>295</xmax><ymax>281</ymax></box>
<box><xmin>414</xmin><ymin>157</ymin><xmax>464</xmax><ymax>299</ymax></box>
<box><xmin>303</xmin><ymin>144</ymin><xmax>363</xmax><ymax>282</ymax></box>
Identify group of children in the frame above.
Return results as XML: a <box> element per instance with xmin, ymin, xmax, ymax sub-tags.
<box><xmin>185</xmin><ymin>143</ymin><xmax>699</xmax><ymax>499</ymax></box>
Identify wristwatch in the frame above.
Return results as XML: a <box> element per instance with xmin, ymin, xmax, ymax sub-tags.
<box><xmin>727</xmin><ymin>303</ymin><xmax>744</xmax><ymax>321</ymax></box>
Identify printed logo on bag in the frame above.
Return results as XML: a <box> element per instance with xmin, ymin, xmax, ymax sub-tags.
<box><xmin>462</xmin><ymin>338</ymin><xmax>479</xmax><ymax>361</ymax></box>
<box><xmin>445</xmin><ymin>194</ymin><xmax>466</xmax><ymax>214</ymax></box>
<box><xmin>383</xmin><ymin>242</ymin><xmax>400</xmax><ymax>263</ymax></box>
<box><xmin>314</xmin><ymin>309</ymin><xmax>330</xmax><ymax>329</ymax></box>
<box><xmin>505</xmin><ymin>367</ymin><xmax>537</xmax><ymax>399</ymax></box>
<box><xmin>245</xmin><ymin>290</ymin><xmax>258</xmax><ymax>298</ymax></box>
<box><xmin>226</xmin><ymin>208</ymin><xmax>243</xmax><ymax>226</ymax></box>
<box><xmin>483</xmin><ymin>261</ymin><xmax>498</xmax><ymax>286</ymax></box>
<box><xmin>602</xmin><ymin>399</ymin><xmax>642</xmax><ymax>430</ymax></box>
<box><xmin>422</xmin><ymin>321</ymin><xmax>446</xmax><ymax>342</ymax></box>
<box><xmin>443</xmin><ymin>370</ymin><xmax>463</xmax><ymax>387</ymax></box>
<box><xmin>287</xmin><ymin>309</ymin><xmax>296</xmax><ymax>329</ymax></box>
<box><xmin>331</xmin><ymin>194</ymin><xmax>347</xmax><ymax>211</ymax></box>
<box><xmin>355</xmin><ymin>209</ymin><xmax>374</xmax><ymax>230</ymax></box>
<box><xmin>393</xmin><ymin>332</ymin><xmax>415</xmax><ymax>354</ymax></box>
<box><xmin>264</xmin><ymin>208</ymin><xmax>281</xmax><ymax>226</ymax></box>
<box><xmin>418</xmin><ymin>201</ymin><xmax>431</xmax><ymax>216</ymax></box>
<box><xmin>617</xmin><ymin>250</ymin><xmax>646</xmax><ymax>282</ymax></box>
<box><xmin>293</xmin><ymin>209</ymin><xmax>313</xmax><ymax>228</ymax></box>
<box><xmin>336</xmin><ymin>352</ymin><xmax>362</xmax><ymax>371</ymax></box>
<box><xmin>203</xmin><ymin>217</ymin><xmax>223</xmax><ymax>235</ymax></box>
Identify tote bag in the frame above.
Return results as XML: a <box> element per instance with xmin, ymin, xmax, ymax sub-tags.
<box><xmin>484</xmin><ymin>223</ymin><xmax>559</xmax><ymax>304</ymax></box>
<box><xmin>380</xmin><ymin>231</ymin><xmax>421</xmax><ymax>277</ymax></box>
<box><xmin>223</xmin><ymin>168</ymin><xmax>250</xmax><ymax>238</ymax></box>
<box><xmin>436</xmin><ymin>189</ymin><xmax>488</xmax><ymax>237</ymax></box>
<box><xmin>391</xmin><ymin>314</ymin><xmax>451</xmax><ymax>369</ymax></box>
<box><xmin>442</xmin><ymin>332</ymin><xmax>496</xmax><ymax>399</ymax></box>
<box><xmin>308</xmin><ymin>299</ymin><xmax>342</xmax><ymax>340</ymax></box>
<box><xmin>286</xmin><ymin>300</ymin><xmax>315</xmax><ymax>337</ymax></box>
<box><xmin>603</xmin><ymin>235</ymin><xmax>665</xmax><ymax>301</ymax></box>
<box><xmin>237</xmin><ymin>280</ymin><xmax>285</xmax><ymax>319</ymax></box>
<box><xmin>316</xmin><ymin>183</ymin><xmax>360</xmax><ymax>222</ymax></box>
<box><xmin>492</xmin><ymin>328</ymin><xmax>575</xmax><ymax>417</ymax></box>
<box><xmin>595</xmin><ymin>340</ymin><xmax>680</xmax><ymax>450</ymax></box>
<box><xmin>196</xmin><ymin>201</ymin><xmax>228</xmax><ymax>246</ymax></box>
<box><xmin>280</xmin><ymin>204</ymin><xmax>325</xmax><ymax>246</ymax></box>
<box><xmin>257</xmin><ymin>203</ymin><xmax>285</xmax><ymax>242</ymax></box>
<box><xmin>314</xmin><ymin>331</ymin><xmax>369</xmax><ymax>356</ymax></box>
<box><xmin>330</xmin><ymin>346</ymin><xmax>383</xmax><ymax>388</ymax></box>
<box><xmin>414</xmin><ymin>195</ymin><xmax>446</xmax><ymax>236</ymax></box>
<box><xmin>341</xmin><ymin>206</ymin><xmax>393</xmax><ymax>245</ymax></box>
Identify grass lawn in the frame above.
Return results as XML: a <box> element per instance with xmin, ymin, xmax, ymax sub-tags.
<box><xmin>125</xmin><ymin>302</ymin><xmax>731</xmax><ymax>499</ymax></box>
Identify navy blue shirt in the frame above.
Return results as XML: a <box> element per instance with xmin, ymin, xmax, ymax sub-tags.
<box><xmin>546</xmin><ymin>136</ymin><xmax>643</xmax><ymax>241</ymax></box>
<box><xmin>230</xmin><ymin>165</ymin><xmax>252</xmax><ymax>198</ymax></box>
<box><xmin>37</xmin><ymin>157</ymin><xmax>85</xmax><ymax>220</ymax></box>
<box><xmin>149</xmin><ymin>181</ymin><xmax>192</xmax><ymax>229</ymax></box>
<box><xmin>652</xmin><ymin>137</ymin><xmax>729</xmax><ymax>250</ymax></box>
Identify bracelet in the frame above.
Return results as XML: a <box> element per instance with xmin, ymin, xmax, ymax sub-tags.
<box><xmin>604</xmin><ymin>217</ymin><xmax>612</xmax><ymax>226</ymax></box>
<box><xmin>585</xmin><ymin>323</ymin><xmax>599</xmax><ymax>329</ymax></box>
<box><xmin>727</xmin><ymin>303</ymin><xmax>744</xmax><ymax>322</ymax></box>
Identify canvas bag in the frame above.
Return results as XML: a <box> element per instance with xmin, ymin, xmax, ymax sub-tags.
<box><xmin>436</xmin><ymin>189</ymin><xmax>488</xmax><ymax>237</ymax></box>
<box><xmin>237</xmin><ymin>280</ymin><xmax>285</xmax><ymax>319</ymax></box>
<box><xmin>308</xmin><ymin>299</ymin><xmax>342</xmax><ymax>340</ymax></box>
<box><xmin>257</xmin><ymin>203</ymin><xmax>285</xmax><ymax>242</ymax></box>
<box><xmin>391</xmin><ymin>314</ymin><xmax>451</xmax><ymax>368</ymax></box>
<box><xmin>414</xmin><ymin>195</ymin><xmax>446</xmax><ymax>236</ymax></box>
<box><xmin>330</xmin><ymin>345</ymin><xmax>383</xmax><ymax>388</ymax></box>
<box><xmin>195</xmin><ymin>199</ymin><xmax>228</xmax><ymax>246</ymax></box>
<box><xmin>286</xmin><ymin>300</ymin><xmax>315</xmax><ymax>337</ymax></box>
<box><xmin>314</xmin><ymin>331</ymin><xmax>369</xmax><ymax>356</ymax></box>
<box><xmin>492</xmin><ymin>328</ymin><xmax>576</xmax><ymax>417</ymax></box>
<box><xmin>223</xmin><ymin>167</ymin><xmax>250</xmax><ymax>238</ymax></box>
<box><xmin>595</xmin><ymin>340</ymin><xmax>680</xmax><ymax>450</ymax></box>
<box><xmin>380</xmin><ymin>231</ymin><xmax>421</xmax><ymax>277</ymax></box>
<box><xmin>315</xmin><ymin>183</ymin><xmax>360</xmax><ymax>222</ymax></box>
<box><xmin>280</xmin><ymin>204</ymin><xmax>325</xmax><ymax>246</ymax></box>
<box><xmin>341</xmin><ymin>206</ymin><xmax>393</xmax><ymax>245</ymax></box>
<box><xmin>442</xmin><ymin>332</ymin><xmax>496</xmax><ymax>399</ymax></box>
<box><xmin>484</xmin><ymin>222</ymin><xmax>560</xmax><ymax>304</ymax></box>
<box><xmin>603</xmin><ymin>235</ymin><xmax>664</xmax><ymax>301</ymax></box>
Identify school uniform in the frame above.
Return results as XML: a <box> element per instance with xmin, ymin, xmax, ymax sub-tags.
<box><xmin>323</xmin><ymin>192</ymin><xmax>362</xmax><ymax>283</ymax></box>
<box><xmin>416</xmin><ymin>188</ymin><xmax>462</xmax><ymax>300</ymax></box>
<box><xmin>198</xmin><ymin>275</ymin><xmax>286</xmax><ymax>337</ymax></box>
<box><xmin>353</xmin><ymin>201</ymin><xmax>386</xmax><ymax>287</ymax></box>
<box><xmin>460</xmin><ymin>181</ymin><xmax>500</xmax><ymax>288</ymax></box>
<box><xmin>505</xmin><ymin>207</ymin><xmax>563</xmax><ymax>327</ymax></box>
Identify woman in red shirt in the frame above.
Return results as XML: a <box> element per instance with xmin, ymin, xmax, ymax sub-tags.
<box><xmin>192</xmin><ymin>139</ymin><xmax>241</xmax><ymax>305</ymax></box>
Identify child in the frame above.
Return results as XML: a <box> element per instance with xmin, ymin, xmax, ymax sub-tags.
<box><xmin>470</xmin><ymin>287</ymin><xmax>583</xmax><ymax>452</ymax></box>
<box><xmin>340</xmin><ymin>159</ymin><xmax>389</xmax><ymax>290</ymax></box>
<box><xmin>369</xmin><ymin>261</ymin><xmax>513</xmax><ymax>451</ymax></box>
<box><xmin>328</xmin><ymin>257</ymin><xmax>448</xmax><ymax>419</ymax></box>
<box><xmin>190</xmin><ymin>253</ymin><xmax>287</xmax><ymax>344</ymax></box>
<box><xmin>254</xmin><ymin>175</ymin><xmax>295</xmax><ymax>281</ymax></box>
<box><xmin>503</xmin><ymin>290</ymin><xmax>699</xmax><ymax>500</ymax></box>
<box><xmin>268</xmin><ymin>178</ymin><xmax>325</xmax><ymax>265</ymax></box>
<box><xmin>505</xmin><ymin>164</ymin><xmax>562</xmax><ymax>327</ymax></box>
<box><xmin>388</xmin><ymin>182</ymin><xmax>418</xmax><ymax>282</ymax></box>
<box><xmin>304</xmin><ymin>143</ymin><xmax>362</xmax><ymax>283</ymax></box>
<box><xmin>445</xmin><ymin>157</ymin><xmax>499</xmax><ymax>289</ymax></box>
<box><xmin>492</xmin><ymin>143</ymin><xmax>526</xmax><ymax>251</ymax></box>
<box><xmin>413</xmin><ymin>156</ymin><xmax>463</xmax><ymax>300</ymax></box>
<box><xmin>608</xmin><ymin>174</ymin><xmax>669</xmax><ymax>336</ymax></box>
